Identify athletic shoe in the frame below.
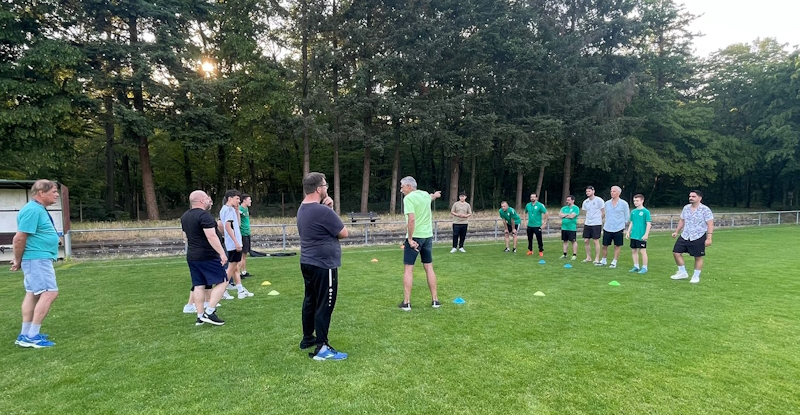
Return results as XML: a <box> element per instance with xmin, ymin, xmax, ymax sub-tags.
<box><xmin>311</xmin><ymin>345</ymin><xmax>348</xmax><ymax>361</ymax></box>
<box><xmin>450</xmin><ymin>248</ymin><xmax>457</xmax><ymax>253</ymax></box>
<box><xmin>638</xmin><ymin>268</ymin><xmax>648</xmax><ymax>274</ymax></box>
<box><xmin>459</xmin><ymin>248</ymin><xmax>466</xmax><ymax>253</ymax></box>
<box><xmin>512</xmin><ymin>248</ymin><xmax>517</xmax><ymax>253</ymax></box>
<box><xmin>609</xmin><ymin>263</ymin><xmax>617</xmax><ymax>269</ymax></box>
<box><xmin>200</xmin><ymin>311</ymin><xmax>225</xmax><ymax>326</ymax></box>
<box><xmin>398</xmin><ymin>302</ymin><xmax>411</xmax><ymax>311</ymax></box>
<box><xmin>195</xmin><ymin>318</ymin><xmax>205</xmax><ymax>326</ymax></box>
<box><xmin>238</xmin><ymin>289</ymin><xmax>254</xmax><ymax>299</ymax></box>
<box><xmin>300</xmin><ymin>337</ymin><xmax>317</xmax><ymax>350</ymax></box>
<box><xmin>600</xmin><ymin>260</ymin><xmax>607</xmax><ymax>266</ymax></box>
<box><xmin>629</xmin><ymin>267</ymin><xmax>640</xmax><ymax>273</ymax></box>
<box><xmin>582</xmin><ymin>258</ymin><xmax>592</xmax><ymax>263</ymax></box>
<box><xmin>560</xmin><ymin>254</ymin><xmax>567</xmax><ymax>259</ymax></box>
<box><xmin>670</xmin><ymin>271</ymin><xmax>689</xmax><ymax>280</ymax></box>
<box><xmin>18</xmin><ymin>334</ymin><xmax>55</xmax><ymax>348</ymax></box>
<box><xmin>226</xmin><ymin>282</ymin><xmax>236</xmax><ymax>290</ymax></box>
<box><xmin>571</xmin><ymin>255</ymin><xmax>577</xmax><ymax>261</ymax></box>
<box><xmin>593</xmin><ymin>261</ymin><xmax>603</xmax><ymax>266</ymax></box>
<box><xmin>240</xmin><ymin>271</ymin><xmax>252</xmax><ymax>278</ymax></box>
<box><xmin>527</xmin><ymin>250</ymin><xmax>533</xmax><ymax>256</ymax></box>
<box><xmin>183</xmin><ymin>304</ymin><xmax>197</xmax><ymax>314</ymax></box>
<box><xmin>14</xmin><ymin>334</ymin><xmax>25</xmax><ymax>346</ymax></box>
<box><xmin>539</xmin><ymin>252</ymin><xmax>545</xmax><ymax>257</ymax></box>
<box><xmin>431</xmin><ymin>300</ymin><xmax>441</xmax><ymax>308</ymax></box>
<box><xmin>222</xmin><ymin>291</ymin><xmax>235</xmax><ymax>300</ymax></box>
<box><xmin>504</xmin><ymin>247</ymin><xmax>510</xmax><ymax>252</ymax></box>
<box><xmin>690</xmin><ymin>275</ymin><xmax>700</xmax><ymax>284</ymax></box>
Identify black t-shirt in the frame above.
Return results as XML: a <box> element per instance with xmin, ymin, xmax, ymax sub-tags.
<box><xmin>296</xmin><ymin>203</ymin><xmax>344</xmax><ymax>269</ymax></box>
<box><xmin>181</xmin><ymin>208</ymin><xmax>220</xmax><ymax>261</ymax></box>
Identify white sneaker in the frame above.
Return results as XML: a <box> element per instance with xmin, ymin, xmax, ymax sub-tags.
<box><xmin>599</xmin><ymin>259</ymin><xmax>607</xmax><ymax>266</ymax></box>
<box><xmin>609</xmin><ymin>263</ymin><xmax>617</xmax><ymax>269</ymax></box>
<box><xmin>459</xmin><ymin>248</ymin><xmax>466</xmax><ymax>253</ymax></box>
<box><xmin>690</xmin><ymin>275</ymin><xmax>700</xmax><ymax>284</ymax></box>
<box><xmin>238</xmin><ymin>289</ymin><xmax>255</xmax><ymax>299</ymax></box>
<box><xmin>183</xmin><ymin>304</ymin><xmax>196</xmax><ymax>314</ymax></box>
<box><xmin>226</xmin><ymin>283</ymin><xmax>236</xmax><ymax>291</ymax></box>
<box><xmin>222</xmin><ymin>291</ymin><xmax>235</xmax><ymax>300</ymax></box>
<box><xmin>450</xmin><ymin>248</ymin><xmax>457</xmax><ymax>253</ymax></box>
<box><xmin>670</xmin><ymin>271</ymin><xmax>689</xmax><ymax>280</ymax></box>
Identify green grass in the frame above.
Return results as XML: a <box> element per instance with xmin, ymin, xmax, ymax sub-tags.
<box><xmin>1</xmin><ymin>226</ymin><xmax>799</xmax><ymax>414</ymax></box>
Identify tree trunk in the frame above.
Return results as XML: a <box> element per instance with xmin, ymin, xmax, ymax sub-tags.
<box><xmin>301</xmin><ymin>0</ymin><xmax>310</xmax><ymax>177</ymax></box>
<box><xmin>122</xmin><ymin>154</ymin><xmax>133</xmax><ymax>218</ymax></box>
<box><xmin>515</xmin><ymin>170</ymin><xmax>524</xmax><ymax>211</ymax></box>
<box><xmin>449</xmin><ymin>155</ymin><xmax>460</xmax><ymax>206</ymax></box>
<box><xmin>331</xmin><ymin>0</ymin><xmax>340</xmax><ymax>214</ymax></box>
<box><xmin>470</xmin><ymin>155</ymin><xmax>477</xmax><ymax>207</ymax></box>
<box><xmin>561</xmin><ymin>144</ymin><xmax>572</xmax><ymax>205</ymax></box>
<box><xmin>248</xmin><ymin>159</ymin><xmax>257</xmax><ymax>201</ymax></box>
<box><xmin>183</xmin><ymin>146</ymin><xmax>193</xmax><ymax>195</ymax></box>
<box><xmin>104</xmin><ymin>94</ymin><xmax>115</xmax><ymax>212</ymax></box>
<box><xmin>129</xmin><ymin>15</ymin><xmax>158</xmax><ymax>220</ymax></box>
<box><xmin>535</xmin><ymin>165</ymin><xmax>545</xmax><ymax>197</ymax></box>
<box><xmin>360</xmin><ymin>144</ymin><xmax>371</xmax><ymax>213</ymax></box>
<box><xmin>216</xmin><ymin>144</ymin><xmax>226</xmax><ymax>201</ymax></box>
<box><xmin>390</xmin><ymin>122</ymin><xmax>401</xmax><ymax>214</ymax></box>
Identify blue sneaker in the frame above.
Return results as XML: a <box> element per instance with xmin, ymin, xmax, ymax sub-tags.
<box><xmin>311</xmin><ymin>345</ymin><xmax>348</xmax><ymax>361</ymax></box>
<box><xmin>18</xmin><ymin>334</ymin><xmax>55</xmax><ymax>348</ymax></box>
<box><xmin>629</xmin><ymin>267</ymin><xmax>640</xmax><ymax>273</ymax></box>
<box><xmin>638</xmin><ymin>268</ymin><xmax>648</xmax><ymax>274</ymax></box>
<box><xmin>14</xmin><ymin>334</ymin><xmax>25</xmax><ymax>345</ymax></box>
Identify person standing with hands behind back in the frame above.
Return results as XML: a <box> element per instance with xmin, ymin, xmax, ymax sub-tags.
<box><xmin>297</xmin><ymin>172</ymin><xmax>349</xmax><ymax>360</ymax></box>
<box><xmin>625</xmin><ymin>194</ymin><xmax>652</xmax><ymax>274</ymax></box>
<box><xmin>450</xmin><ymin>191</ymin><xmax>472</xmax><ymax>253</ymax></box>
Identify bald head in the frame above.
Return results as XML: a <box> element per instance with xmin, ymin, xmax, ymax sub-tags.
<box><xmin>189</xmin><ymin>190</ymin><xmax>212</xmax><ymax>210</ymax></box>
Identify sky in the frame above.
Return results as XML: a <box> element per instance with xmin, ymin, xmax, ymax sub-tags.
<box><xmin>682</xmin><ymin>0</ymin><xmax>800</xmax><ymax>56</ymax></box>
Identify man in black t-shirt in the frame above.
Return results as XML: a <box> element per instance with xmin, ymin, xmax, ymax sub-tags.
<box><xmin>180</xmin><ymin>190</ymin><xmax>229</xmax><ymax>326</ymax></box>
<box><xmin>296</xmin><ymin>172</ymin><xmax>349</xmax><ymax>360</ymax></box>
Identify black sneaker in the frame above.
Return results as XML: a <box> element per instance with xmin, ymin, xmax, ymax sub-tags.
<box><xmin>300</xmin><ymin>337</ymin><xmax>317</xmax><ymax>350</ymax></box>
<box><xmin>398</xmin><ymin>302</ymin><xmax>411</xmax><ymax>311</ymax></box>
<box><xmin>504</xmin><ymin>247</ymin><xmax>510</xmax><ymax>252</ymax></box>
<box><xmin>431</xmin><ymin>300</ymin><xmax>441</xmax><ymax>308</ymax></box>
<box><xmin>240</xmin><ymin>272</ymin><xmax>252</xmax><ymax>278</ymax></box>
<box><xmin>195</xmin><ymin>318</ymin><xmax>205</xmax><ymax>326</ymax></box>
<box><xmin>200</xmin><ymin>311</ymin><xmax>225</xmax><ymax>326</ymax></box>
<box><xmin>512</xmin><ymin>248</ymin><xmax>517</xmax><ymax>253</ymax></box>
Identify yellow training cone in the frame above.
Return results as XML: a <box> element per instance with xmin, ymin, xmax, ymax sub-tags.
<box><xmin>261</xmin><ymin>281</ymin><xmax>272</xmax><ymax>286</ymax></box>
<box><xmin>371</xmin><ymin>258</ymin><xmax>379</xmax><ymax>263</ymax></box>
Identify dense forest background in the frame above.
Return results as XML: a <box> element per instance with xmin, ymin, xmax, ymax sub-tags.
<box><xmin>1</xmin><ymin>0</ymin><xmax>799</xmax><ymax>220</ymax></box>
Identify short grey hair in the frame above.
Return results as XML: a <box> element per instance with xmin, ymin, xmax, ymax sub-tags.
<box><xmin>400</xmin><ymin>176</ymin><xmax>417</xmax><ymax>189</ymax></box>
<box><xmin>611</xmin><ymin>185</ymin><xmax>622</xmax><ymax>193</ymax></box>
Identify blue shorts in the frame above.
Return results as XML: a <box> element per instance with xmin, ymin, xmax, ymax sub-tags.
<box><xmin>187</xmin><ymin>260</ymin><xmax>228</xmax><ymax>287</ymax></box>
<box><xmin>403</xmin><ymin>237</ymin><xmax>433</xmax><ymax>265</ymax></box>
<box><xmin>22</xmin><ymin>259</ymin><xmax>58</xmax><ymax>295</ymax></box>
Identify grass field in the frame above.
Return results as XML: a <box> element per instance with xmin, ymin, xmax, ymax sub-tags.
<box><xmin>2</xmin><ymin>226</ymin><xmax>799</xmax><ymax>414</ymax></box>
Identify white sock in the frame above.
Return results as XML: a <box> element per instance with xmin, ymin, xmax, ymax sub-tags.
<box><xmin>678</xmin><ymin>265</ymin><xmax>686</xmax><ymax>273</ymax></box>
<box><xmin>236</xmin><ymin>284</ymin><xmax>244</xmax><ymax>293</ymax></box>
<box><xmin>28</xmin><ymin>323</ymin><xmax>41</xmax><ymax>337</ymax></box>
<box><xmin>21</xmin><ymin>322</ymin><xmax>31</xmax><ymax>336</ymax></box>
<box><xmin>633</xmin><ymin>263</ymin><xmax>639</xmax><ymax>269</ymax></box>
<box><xmin>611</xmin><ymin>259</ymin><xmax>617</xmax><ymax>265</ymax></box>
<box><xmin>693</xmin><ymin>270</ymin><xmax>701</xmax><ymax>278</ymax></box>
<box><xmin>197</xmin><ymin>312</ymin><xmax>203</xmax><ymax>318</ymax></box>
<box><xmin>203</xmin><ymin>302</ymin><xmax>209</xmax><ymax>309</ymax></box>
<box><xmin>642</xmin><ymin>266</ymin><xmax>648</xmax><ymax>270</ymax></box>
<box><xmin>205</xmin><ymin>306</ymin><xmax>216</xmax><ymax>315</ymax></box>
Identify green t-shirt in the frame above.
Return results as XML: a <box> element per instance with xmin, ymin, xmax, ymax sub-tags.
<box><xmin>525</xmin><ymin>201</ymin><xmax>547</xmax><ymax>227</ymax></box>
<box><xmin>239</xmin><ymin>206</ymin><xmax>251</xmax><ymax>236</ymax></box>
<box><xmin>629</xmin><ymin>207</ymin><xmax>651</xmax><ymax>240</ymax></box>
<box><xmin>499</xmin><ymin>207</ymin><xmax>521</xmax><ymax>225</ymax></box>
<box><xmin>403</xmin><ymin>190</ymin><xmax>433</xmax><ymax>238</ymax></box>
<box><xmin>560</xmin><ymin>205</ymin><xmax>580</xmax><ymax>231</ymax></box>
<box><xmin>17</xmin><ymin>201</ymin><xmax>59</xmax><ymax>260</ymax></box>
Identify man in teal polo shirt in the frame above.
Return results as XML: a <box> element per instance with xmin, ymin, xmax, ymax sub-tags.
<box><xmin>398</xmin><ymin>176</ymin><xmax>442</xmax><ymax>311</ymax></box>
<box><xmin>11</xmin><ymin>180</ymin><xmax>60</xmax><ymax>348</ymax></box>
<box><xmin>499</xmin><ymin>201</ymin><xmax>521</xmax><ymax>253</ymax></box>
<box><xmin>524</xmin><ymin>193</ymin><xmax>548</xmax><ymax>256</ymax></box>
<box><xmin>559</xmin><ymin>195</ymin><xmax>580</xmax><ymax>260</ymax></box>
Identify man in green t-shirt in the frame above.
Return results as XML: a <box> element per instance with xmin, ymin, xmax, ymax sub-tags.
<box><xmin>399</xmin><ymin>176</ymin><xmax>442</xmax><ymax>311</ymax></box>
<box><xmin>558</xmin><ymin>195</ymin><xmax>580</xmax><ymax>260</ymax></box>
<box><xmin>499</xmin><ymin>201</ymin><xmax>521</xmax><ymax>253</ymax></box>
<box><xmin>524</xmin><ymin>193</ymin><xmax>548</xmax><ymax>257</ymax></box>
<box><xmin>238</xmin><ymin>194</ymin><xmax>252</xmax><ymax>278</ymax></box>
<box><xmin>625</xmin><ymin>194</ymin><xmax>652</xmax><ymax>274</ymax></box>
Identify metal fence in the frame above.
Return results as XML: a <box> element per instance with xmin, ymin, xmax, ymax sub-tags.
<box><xmin>63</xmin><ymin>210</ymin><xmax>800</xmax><ymax>259</ymax></box>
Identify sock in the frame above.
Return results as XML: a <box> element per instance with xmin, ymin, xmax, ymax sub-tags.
<box><xmin>611</xmin><ymin>259</ymin><xmax>617</xmax><ymax>265</ymax></box>
<box><xmin>203</xmin><ymin>302</ymin><xmax>209</xmax><ymax>309</ymax></box>
<box><xmin>693</xmin><ymin>270</ymin><xmax>701</xmax><ymax>278</ymax></box>
<box><xmin>601</xmin><ymin>257</ymin><xmax>607</xmax><ymax>263</ymax></box>
<box><xmin>28</xmin><ymin>323</ymin><xmax>41</xmax><ymax>337</ymax></box>
<box><xmin>678</xmin><ymin>265</ymin><xmax>686</xmax><ymax>273</ymax></box>
<box><xmin>563</xmin><ymin>252</ymin><xmax>567</xmax><ymax>256</ymax></box>
<box><xmin>21</xmin><ymin>322</ymin><xmax>31</xmax><ymax>336</ymax></box>
<box><xmin>642</xmin><ymin>266</ymin><xmax>648</xmax><ymax>271</ymax></box>
<box><xmin>318</xmin><ymin>344</ymin><xmax>329</xmax><ymax>354</ymax></box>
<box><xmin>633</xmin><ymin>263</ymin><xmax>639</xmax><ymax>269</ymax></box>
<box><xmin>197</xmin><ymin>312</ymin><xmax>203</xmax><ymax>318</ymax></box>
<box><xmin>236</xmin><ymin>284</ymin><xmax>245</xmax><ymax>293</ymax></box>
<box><xmin>205</xmin><ymin>306</ymin><xmax>216</xmax><ymax>315</ymax></box>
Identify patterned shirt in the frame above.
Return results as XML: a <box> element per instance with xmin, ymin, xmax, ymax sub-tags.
<box><xmin>680</xmin><ymin>203</ymin><xmax>714</xmax><ymax>241</ymax></box>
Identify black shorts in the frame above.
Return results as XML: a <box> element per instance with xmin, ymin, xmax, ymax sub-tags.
<box><xmin>190</xmin><ymin>285</ymin><xmax>213</xmax><ymax>291</ymax></box>
<box><xmin>602</xmin><ymin>230</ymin><xmax>624</xmax><ymax>246</ymax></box>
<box><xmin>630</xmin><ymin>239</ymin><xmax>647</xmax><ymax>249</ymax></box>
<box><xmin>404</xmin><ymin>237</ymin><xmax>433</xmax><ymax>265</ymax></box>
<box><xmin>188</xmin><ymin>260</ymin><xmax>228</xmax><ymax>287</ymax></box>
<box><xmin>561</xmin><ymin>230</ymin><xmax>577</xmax><ymax>242</ymax></box>
<box><xmin>583</xmin><ymin>225</ymin><xmax>602</xmax><ymax>239</ymax></box>
<box><xmin>505</xmin><ymin>223</ymin><xmax>520</xmax><ymax>233</ymax></box>
<box><xmin>673</xmin><ymin>235</ymin><xmax>706</xmax><ymax>257</ymax></box>
<box><xmin>227</xmin><ymin>250</ymin><xmax>243</xmax><ymax>263</ymax></box>
<box><xmin>242</xmin><ymin>235</ymin><xmax>251</xmax><ymax>254</ymax></box>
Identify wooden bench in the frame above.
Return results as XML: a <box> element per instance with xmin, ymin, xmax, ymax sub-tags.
<box><xmin>348</xmin><ymin>212</ymin><xmax>380</xmax><ymax>223</ymax></box>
